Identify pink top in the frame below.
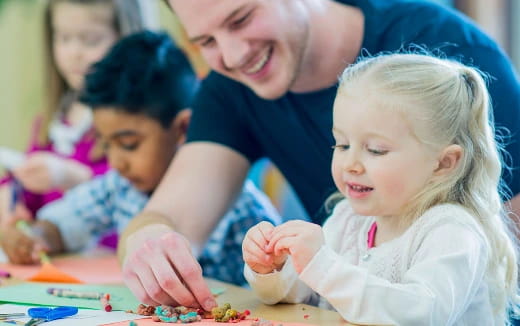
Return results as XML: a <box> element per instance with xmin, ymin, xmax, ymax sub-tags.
<box><xmin>0</xmin><ymin>116</ymin><xmax>108</xmax><ymax>216</ymax></box>
<box><xmin>367</xmin><ymin>222</ymin><xmax>377</xmax><ymax>249</ymax></box>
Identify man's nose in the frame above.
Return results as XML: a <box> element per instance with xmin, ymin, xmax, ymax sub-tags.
<box><xmin>219</xmin><ymin>35</ymin><xmax>250</xmax><ymax>70</ymax></box>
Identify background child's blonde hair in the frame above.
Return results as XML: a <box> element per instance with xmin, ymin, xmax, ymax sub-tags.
<box><xmin>38</xmin><ymin>0</ymin><xmax>157</xmax><ymax>147</ymax></box>
<box><xmin>336</xmin><ymin>53</ymin><xmax>519</xmax><ymax>318</ymax></box>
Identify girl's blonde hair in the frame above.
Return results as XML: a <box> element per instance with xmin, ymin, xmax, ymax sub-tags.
<box><xmin>38</xmin><ymin>0</ymin><xmax>157</xmax><ymax>146</ymax></box>
<box><xmin>336</xmin><ymin>53</ymin><xmax>519</xmax><ymax>320</ymax></box>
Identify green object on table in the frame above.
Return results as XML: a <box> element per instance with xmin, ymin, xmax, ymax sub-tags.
<box><xmin>0</xmin><ymin>282</ymin><xmax>226</xmax><ymax>311</ymax></box>
<box><xmin>0</xmin><ymin>283</ymin><xmax>139</xmax><ymax>311</ymax></box>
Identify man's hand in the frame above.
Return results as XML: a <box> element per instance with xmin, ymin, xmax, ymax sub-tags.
<box><xmin>121</xmin><ymin>224</ymin><xmax>217</xmax><ymax>310</ymax></box>
<box><xmin>242</xmin><ymin>221</ymin><xmax>287</xmax><ymax>274</ymax></box>
<box><xmin>266</xmin><ymin>220</ymin><xmax>324</xmax><ymax>274</ymax></box>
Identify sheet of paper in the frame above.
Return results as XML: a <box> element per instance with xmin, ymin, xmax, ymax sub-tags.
<box><xmin>0</xmin><ymin>304</ymin><xmax>146</xmax><ymax>326</ymax></box>
<box><xmin>0</xmin><ymin>147</ymin><xmax>25</xmax><ymax>170</ymax></box>
<box><xmin>0</xmin><ymin>283</ymin><xmax>140</xmax><ymax>311</ymax></box>
<box><xmin>104</xmin><ymin>317</ymin><xmax>318</xmax><ymax>326</ymax></box>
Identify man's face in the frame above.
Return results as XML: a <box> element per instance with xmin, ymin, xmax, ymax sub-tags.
<box><xmin>170</xmin><ymin>0</ymin><xmax>310</xmax><ymax>100</ymax></box>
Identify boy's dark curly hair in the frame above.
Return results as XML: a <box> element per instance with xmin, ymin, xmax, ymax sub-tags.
<box><xmin>80</xmin><ymin>30</ymin><xmax>198</xmax><ymax>128</ymax></box>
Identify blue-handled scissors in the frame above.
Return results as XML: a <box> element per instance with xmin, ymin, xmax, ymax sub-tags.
<box><xmin>25</xmin><ymin>306</ymin><xmax>78</xmax><ymax>326</ymax></box>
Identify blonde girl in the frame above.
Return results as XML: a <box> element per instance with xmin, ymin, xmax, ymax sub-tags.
<box><xmin>243</xmin><ymin>53</ymin><xmax>519</xmax><ymax>325</ymax></box>
<box><xmin>0</xmin><ymin>0</ymin><xmax>156</xmax><ymax>224</ymax></box>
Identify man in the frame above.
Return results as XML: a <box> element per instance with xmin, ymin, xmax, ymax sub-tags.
<box><xmin>120</xmin><ymin>0</ymin><xmax>520</xmax><ymax>310</ymax></box>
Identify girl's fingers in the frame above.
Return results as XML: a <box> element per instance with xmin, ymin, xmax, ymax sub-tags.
<box><xmin>243</xmin><ymin>240</ymin><xmax>265</xmax><ymax>260</ymax></box>
<box><xmin>243</xmin><ymin>245</ymin><xmax>273</xmax><ymax>266</ymax></box>
<box><xmin>247</xmin><ymin>229</ymin><xmax>269</xmax><ymax>249</ymax></box>
<box><xmin>267</xmin><ymin>227</ymin><xmax>299</xmax><ymax>253</ymax></box>
<box><xmin>256</xmin><ymin>221</ymin><xmax>274</xmax><ymax>240</ymax></box>
<box><xmin>243</xmin><ymin>243</ymin><xmax>276</xmax><ymax>274</ymax></box>
<box><xmin>273</xmin><ymin>236</ymin><xmax>297</xmax><ymax>256</ymax></box>
<box><xmin>267</xmin><ymin>221</ymin><xmax>317</xmax><ymax>252</ymax></box>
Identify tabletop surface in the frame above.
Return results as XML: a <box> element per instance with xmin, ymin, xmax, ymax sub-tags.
<box><xmin>0</xmin><ymin>253</ymin><xmax>356</xmax><ymax>325</ymax></box>
<box><xmin>206</xmin><ymin>278</ymin><xmax>353</xmax><ymax>325</ymax></box>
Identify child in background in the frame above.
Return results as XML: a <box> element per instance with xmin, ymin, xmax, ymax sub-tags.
<box><xmin>242</xmin><ymin>54</ymin><xmax>519</xmax><ymax>325</ymax></box>
<box><xmin>1</xmin><ymin>31</ymin><xmax>281</xmax><ymax>287</ymax></box>
<box><xmin>0</xmin><ymin>0</ymin><xmax>156</xmax><ymax>226</ymax></box>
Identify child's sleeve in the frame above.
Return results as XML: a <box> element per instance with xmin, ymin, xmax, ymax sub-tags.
<box><xmin>242</xmin><ymin>197</ymin><xmax>355</xmax><ymax>306</ymax></box>
<box><xmin>244</xmin><ymin>256</ymin><xmax>320</xmax><ymax>306</ymax></box>
<box><xmin>36</xmin><ymin>170</ymin><xmax>118</xmax><ymax>252</ymax></box>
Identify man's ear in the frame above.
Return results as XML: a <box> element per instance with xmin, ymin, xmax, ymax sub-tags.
<box><xmin>170</xmin><ymin>108</ymin><xmax>192</xmax><ymax>146</ymax></box>
<box><xmin>433</xmin><ymin>144</ymin><xmax>463</xmax><ymax>176</ymax></box>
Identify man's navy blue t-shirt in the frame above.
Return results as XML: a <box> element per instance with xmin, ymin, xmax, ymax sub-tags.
<box><xmin>187</xmin><ymin>0</ymin><xmax>520</xmax><ymax>224</ymax></box>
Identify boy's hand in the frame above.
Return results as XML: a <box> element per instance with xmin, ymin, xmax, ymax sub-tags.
<box><xmin>266</xmin><ymin>220</ymin><xmax>324</xmax><ymax>274</ymax></box>
<box><xmin>0</xmin><ymin>224</ymin><xmax>49</xmax><ymax>265</ymax></box>
<box><xmin>243</xmin><ymin>221</ymin><xmax>287</xmax><ymax>274</ymax></box>
<box><xmin>1</xmin><ymin>202</ymin><xmax>33</xmax><ymax>229</ymax></box>
<box><xmin>0</xmin><ymin>185</ymin><xmax>32</xmax><ymax>229</ymax></box>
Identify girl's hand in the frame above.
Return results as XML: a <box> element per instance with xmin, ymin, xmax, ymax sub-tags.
<box><xmin>12</xmin><ymin>152</ymin><xmax>58</xmax><ymax>193</ymax></box>
<box><xmin>0</xmin><ymin>224</ymin><xmax>49</xmax><ymax>265</ymax></box>
<box><xmin>266</xmin><ymin>220</ymin><xmax>324</xmax><ymax>274</ymax></box>
<box><xmin>242</xmin><ymin>221</ymin><xmax>287</xmax><ymax>274</ymax></box>
<box><xmin>13</xmin><ymin>152</ymin><xmax>91</xmax><ymax>192</ymax></box>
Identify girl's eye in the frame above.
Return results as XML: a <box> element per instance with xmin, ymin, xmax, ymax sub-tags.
<box><xmin>331</xmin><ymin>144</ymin><xmax>350</xmax><ymax>151</ymax></box>
<box><xmin>368</xmin><ymin>148</ymin><xmax>388</xmax><ymax>155</ymax></box>
<box><xmin>54</xmin><ymin>34</ymin><xmax>70</xmax><ymax>43</ymax></box>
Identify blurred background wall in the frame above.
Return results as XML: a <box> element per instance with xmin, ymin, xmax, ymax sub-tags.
<box><xmin>0</xmin><ymin>0</ymin><xmax>518</xmax><ymax>217</ymax></box>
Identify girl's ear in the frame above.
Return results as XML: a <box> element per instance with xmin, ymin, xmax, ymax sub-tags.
<box><xmin>433</xmin><ymin>144</ymin><xmax>463</xmax><ymax>176</ymax></box>
<box><xmin>170</xmin><ymin>108</ymin><xmax>192</xmax><ymax>146</ymax></box>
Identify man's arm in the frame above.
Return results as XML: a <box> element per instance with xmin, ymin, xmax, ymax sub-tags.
<box><xmin>119</xmin><ymin>142</ymin><xmax>250</xmax><ymax>310</ymax></box>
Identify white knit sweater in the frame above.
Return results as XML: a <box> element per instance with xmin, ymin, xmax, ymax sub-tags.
<box><xmin>245</xmin><ymin>200</ymin><xmax>501</xmax><ymax>325</ymax></box>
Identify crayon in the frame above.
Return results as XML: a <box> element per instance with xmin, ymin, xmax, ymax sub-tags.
<box><xmin>0</xmin><ymin>269</ymin><xmax>11</xmax><ymax>278</ymax></box>
<box><xmin>10</xmin><ymin>179</ymin><xmax>21</xmax><ymax>212</ymax></box>
<box><xmin>100</xmin><ymin>293</ymin><xmax>112</xmax><ymax>312</ymax></box>
<box><xmin>47</xmin><ymin>287</ymin><xmax>104</xmax><ymax>300</ymax></box>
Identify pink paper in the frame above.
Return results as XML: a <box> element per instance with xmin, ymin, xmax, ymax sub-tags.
<box><xmin>104</xmin><ymin>318</ymin><xmax>317</xmax><ymax>326</ymax></box>
<box><xmin>0</xmin><ymin>254</ymin><xmax>122</xmax><ymax>284</ymax></box>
